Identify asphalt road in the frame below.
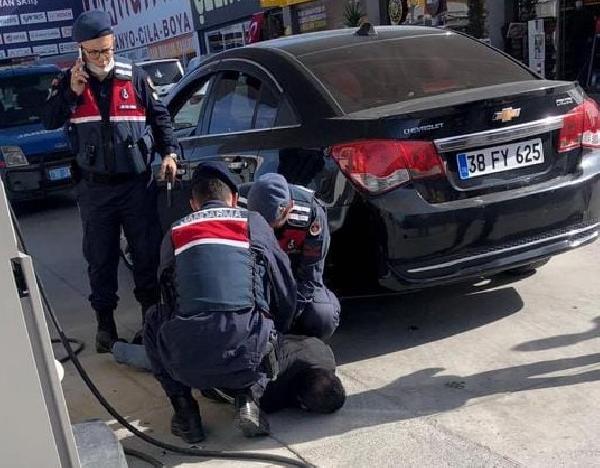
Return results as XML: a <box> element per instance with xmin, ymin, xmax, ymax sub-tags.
<box><xmin>17</xmin><ymin>193</ymin><xmax>600</xmax><ymax>467</ymax></box>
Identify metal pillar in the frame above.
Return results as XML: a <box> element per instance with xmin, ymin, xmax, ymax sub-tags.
<box><xmin>0</xmin><ymin>180</ymin><xmax>80</xmax><ymax>467</ymax></box>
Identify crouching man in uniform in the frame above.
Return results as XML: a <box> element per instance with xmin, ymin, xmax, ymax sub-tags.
<box><xmin>143</xmin><ymin>162</ymin><xmax>297</xmax><ymax>443</ymax></box>
<box><xmin>239</xmin><ymin>173</ymin><xmax>340</xmax><ymax>340</ymax></box>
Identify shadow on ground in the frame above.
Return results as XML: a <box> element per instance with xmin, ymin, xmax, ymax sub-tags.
<box><xmin>513</xmin><ymin>316</ymin><xmax>600</xmax><ymax>352</ymax></box>
<box><xmin>332</xmin><ymin>277</ymin><xmax>525</xmax><ymax>365</ymax></box>
<box><xmin>263</xmin><ymin>351</ymin><xmax>600</xmax><ymax>448</ymax></box>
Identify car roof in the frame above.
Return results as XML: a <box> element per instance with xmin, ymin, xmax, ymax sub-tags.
<box><xmin>248</xmin><ymin>25</ymin><xmax>452</xmax><ymax>57</ymax></box>
<box><xmin>0</xmin><ymin>62</ymin><xmax>60</xmax><ymax>78</ymax></box>
<box><xmin>136</xmin><ymin>59</ymin><xmax>181</xmax><ymax>65</ymax></box>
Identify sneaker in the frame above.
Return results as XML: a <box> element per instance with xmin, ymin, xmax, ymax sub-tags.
<box><xmin>201</xmin><ymin>388</ymin><xmax>235</xmax><ymax>405</ymax></box>
<box><xmin>235</xmin><ymin>394</ymin><xmax>270</xmax><ymax>437</ymax></box>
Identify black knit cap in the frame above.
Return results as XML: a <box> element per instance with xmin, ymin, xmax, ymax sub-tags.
<box><xmin>191</xmin><ymin>161</ymin><xmax>241</xmax><ymax>194</ymax></box>
<box><xmin>72</xmin><ymin>11</ymin><xmax>113</xmax><ymax>43</ymax></box>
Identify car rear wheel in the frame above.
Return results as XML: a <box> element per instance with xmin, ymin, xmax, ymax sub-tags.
<box><xmin>505</xmin><ymin>259</ymin><xmax>549</xmax><ymax>276</ymax></box>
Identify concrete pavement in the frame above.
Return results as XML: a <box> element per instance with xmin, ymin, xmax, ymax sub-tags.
<box><xmin>17</xmin><ymin>194</ymin><xmax>600</xmax><ymax>467</ymax></box>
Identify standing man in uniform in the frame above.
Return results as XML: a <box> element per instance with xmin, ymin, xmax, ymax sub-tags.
<box><xmin>143</xmin><ymin>162</ymin><xmax>297</xmax><ymax>442</ymax></box>
<box><xmin>239</xmin><ymin>173</ymin><xmax>340</xmax><ymax>340</ymax></box>
<box><xmin>42</xmin><ymin>11</ymin><xmax>178</xmax><ymax>353</ymax></box>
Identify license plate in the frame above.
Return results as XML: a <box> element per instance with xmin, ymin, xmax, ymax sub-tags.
<box><xmin>456</xmin><ymin>138</ymin><xmax>544</xmax><ymax>180</ymax></box>
<box><xmin>48</xmin><ymin>166</ymin><xmax>71</xmax><ymax>181</ymax></box>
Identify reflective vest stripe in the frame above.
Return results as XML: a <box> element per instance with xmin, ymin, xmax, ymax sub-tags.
<box><xmin>172</xmin><ymin>216</ymin><xmax>247</xmax><ymax>231</ymax></box>
<box><xmin>172</xmin><ymin>219</ymin><xmax>249</xmax><ymax>255</ymax></box>
<box><xmin>115</xmin><ymin>61</ymin><xmax>132</xmax><ymax>69</ymax></box>
<box><xmin>289</xmin><ymin>213</ymin><xmax>310</xmax><ymax>222</ymax></box>
<box><xmin>70</xmin><ymin>116</ymin><xmax>103</xmax><ymax>124</ymax></box>
<box><xmin>175</xmin><ymin>238</ymin><xmax>250</xmax><ymax>256</ymax></box>
<box><xmin>108</xmin><ymin>116</ymin><xmax>146</xmax><ymax>122</ymax></box>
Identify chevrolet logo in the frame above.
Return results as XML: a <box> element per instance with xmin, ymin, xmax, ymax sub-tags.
<box><xmin>493</xmin><ymin>107</ymin><xmax>522</xmax><ymax>123</ymax></box>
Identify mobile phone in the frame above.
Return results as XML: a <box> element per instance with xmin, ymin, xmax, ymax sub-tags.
<box><xmin>77</xmin><ymin>48</ymin><xmax>83</xmax><ymax>70</ymax></box>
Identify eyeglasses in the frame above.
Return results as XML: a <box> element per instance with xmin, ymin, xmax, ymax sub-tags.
<box><xmin>82</xmin><ymin>47</ymin><xmax>114</xmax><ymax>59</ymax></box>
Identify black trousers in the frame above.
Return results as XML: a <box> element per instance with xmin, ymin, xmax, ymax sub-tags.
<box><xmin>143</xmin><ymin>304</ymin><xmax>269</xmax><ymax>401</ymax></box>
<box><xmin>76</xmin><ymin>176</ymin><xmax>162</xmax><ymax>313</ymax></box>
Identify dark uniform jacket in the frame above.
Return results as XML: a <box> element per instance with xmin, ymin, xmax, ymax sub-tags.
<box><xmin>42</xmin><ymin>58</ymin><xmax>176</xmax><ymax>175</ymax></box>
<box><xmin>260</xmin><ymin>335</ymin><xmax>337</xmax><ymax>413</ymax></box>
<box><xmin>155</xmin><ymin>200</ymin><xmax>297</xmax><ymax>390</ymax></box>
<box><xmin>239</xmin><ymin>183</ymin><xmax>330</xmax><ymax>313</ymax></box>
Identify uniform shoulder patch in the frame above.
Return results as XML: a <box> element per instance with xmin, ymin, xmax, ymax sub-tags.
<box><xmin>309</xmin><ymin>218</ymin><xmax>322</xmax><ymax>236</ymax></box>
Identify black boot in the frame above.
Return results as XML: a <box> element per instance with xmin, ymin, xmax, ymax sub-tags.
<box><xmin>170</xmin><ymin>395</ymin><xmax>205</xmax><ymax>443</ymax></box>
<box><xmin>235</xmin><ymin>394</ymin><xmax>270</xmax><ymax>437</ymax></box>
<box><xmin>95</xmin><ymin>309</ymin><xmax>119</xmax><ymax>354</ymax></box>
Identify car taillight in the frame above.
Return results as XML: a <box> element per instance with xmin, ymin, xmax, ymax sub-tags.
<box><xmin>330</xmin><ymin>140</ymin><xmax>445</xmax><ymax>194</ymax></box>
<box><xmin>558</xmin><ymin>98</ymin><xmax>600</xmax><ymax>153</ymax></box>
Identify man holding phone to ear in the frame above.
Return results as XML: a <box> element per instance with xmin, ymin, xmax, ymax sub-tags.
<box><xmin>42</xmin><ymin>11</ymin><xmax>178</xmax><ymax>353</ymax></box>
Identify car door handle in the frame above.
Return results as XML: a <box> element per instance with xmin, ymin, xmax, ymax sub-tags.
<box><xmin>218</xmin><ymin>154</ymin><xmax>263</xmax><ymax>182</ymax></box>
<box><xmin>226</xmin><ymin>160</ymin><xmax>248</xmax><ymax>172</ymax></box>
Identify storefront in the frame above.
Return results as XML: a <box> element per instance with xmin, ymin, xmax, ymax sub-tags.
<box><xmin>191</xmin><ymin>0</ymin><xmax>267</xmax><ymax>55</ymax></box>
<box><xmin>557</xmin><ymin>0</ymin><xmax>600</xmax><ymax>87</ymax></box>
<box><xmin>204</xmin><ymin>21</ymin><xmax>250</xmax><ymax>54</ymax></box>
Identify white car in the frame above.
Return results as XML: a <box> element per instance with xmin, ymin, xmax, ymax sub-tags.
<box><xmin>135</xmin><ymin>58</ymin><xmax>184</xmax><ymax>97</ymax></box>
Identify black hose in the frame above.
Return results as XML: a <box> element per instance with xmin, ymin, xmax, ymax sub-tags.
<box><xmin>10</xmin><ymin>205</ymin><xmax>311</xmax><ymax>467</ymax></box>
<box><xmin>51</xmin><ymin>338</ymin><xmax>85</xmax><ymax>363</ymax></box>
<box><xmin>123</xmin><ymin>447</ymin><xmax>165</xmax><ymax>468</ymax></box>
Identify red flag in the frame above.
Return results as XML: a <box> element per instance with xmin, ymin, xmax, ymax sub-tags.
<box><xmin>247</xmin><ymin>12</ymin><xmax>265</xmax><ymax>44</ymax></box>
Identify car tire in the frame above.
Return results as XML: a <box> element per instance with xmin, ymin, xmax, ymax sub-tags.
<box><xmin>505</xmin><ymin>259</ymin><xmax>549</xmax><ymax>276</ymax></box>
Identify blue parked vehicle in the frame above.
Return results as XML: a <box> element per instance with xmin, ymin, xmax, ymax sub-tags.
<box><xmin>0</xmin><ymin>57</ymin><xmax>73</xmax><ymax>201</ymax></box>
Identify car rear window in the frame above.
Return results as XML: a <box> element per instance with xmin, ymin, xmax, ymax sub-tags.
<box><xmin>297</xmin><ymin>33</ymin><xmax>537</xmax><ymax>113</ymax></box>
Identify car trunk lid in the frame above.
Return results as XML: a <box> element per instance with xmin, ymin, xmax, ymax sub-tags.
<box><xmin>331</xmin><ymin>80</ymin><xmax>590</xmax><ymax>203</ymax></box>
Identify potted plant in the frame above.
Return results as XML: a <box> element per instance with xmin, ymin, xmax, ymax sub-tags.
<box><xmin>344</xmin><ymin>0</ymin><xmax>365</xmax><ymax>27</ymax></box>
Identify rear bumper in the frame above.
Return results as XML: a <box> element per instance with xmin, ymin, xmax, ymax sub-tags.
<box><xmin>3</xmin><ymin>158</ymin><xmax>74</xmax><ymax>201</ymax></box>
<box><xmin>368</xmin><ymin>152</ymin><xmax>600</xmax><ymax>291</ymax></box>
<box><xmin>380</xmin><ymin>220</ymin><xmax>598</xmax><ymax>291</ymax></box>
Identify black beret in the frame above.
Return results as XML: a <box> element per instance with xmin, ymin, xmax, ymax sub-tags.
<box><xmin>72</xmin><ymin>11</ymin><xmax>113</xmax><ymax>43</ymax></box>
<box><xmin>192</xmin><ymin>161</ymin><xmax>241</xmax><ymax>194</ymax></box>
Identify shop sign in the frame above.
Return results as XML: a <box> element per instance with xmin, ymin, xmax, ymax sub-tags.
<box><xmin>192</xmin><ymin>0</ymin><xmax>261</xmax><ymax>30</ymax></box>
<box><xmin>83</xmin><ymin>0</ymin><xmax>194</xmax><ymax>53</ymax></box>
<box><xmin>260</xmin><ymin>0</ymin><xmax>313</xmax><ymax>7</ymax></box>
<box><xmin>296</xmin><ymin>1</ymin><xmax>326</xmax><ymax>33</ymax></box>
<box><xmin>0</xmin><ymin>0</ymin><xmax>81</xmax><ymax>58</ymax></box>
<box><xmin>148</xmin><ymin>33</ymin><xmax>197</xmax><ymax>59</ymax></box>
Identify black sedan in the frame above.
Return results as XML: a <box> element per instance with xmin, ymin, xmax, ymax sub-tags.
<box><xmin>152</xmin><ymin>25</ymin><xmax>600</xmax><ymax>294</ymax></box>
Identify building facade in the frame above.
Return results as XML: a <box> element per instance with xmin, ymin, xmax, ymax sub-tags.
<box><xmin>0</xmin><ymin>0</ymin><xmax>83</xmax><ymax>59</ymax></box>
<box><xmin>82</xmin><ymin>0</ymin><xmax>200</xmax><ymax>62</ymax></box>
